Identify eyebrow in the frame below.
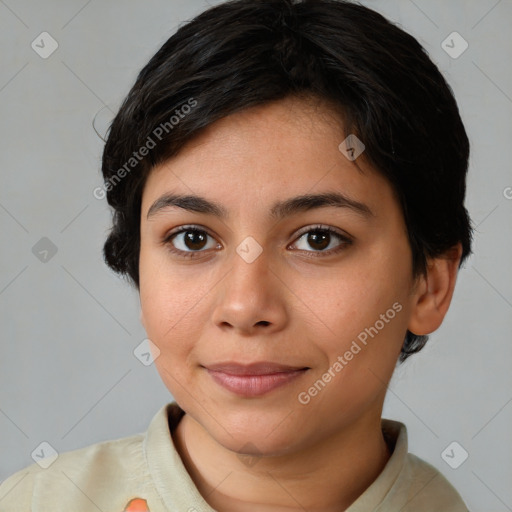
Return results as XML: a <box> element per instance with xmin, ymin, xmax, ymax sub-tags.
<box><xmin>146</xmin><ymin>191</ymin><xmax>373</xmax><ymax>221</ymax></box>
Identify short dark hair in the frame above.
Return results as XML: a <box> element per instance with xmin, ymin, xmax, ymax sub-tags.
<box><xmin>101</xmin><ymin>0</ymin><xmax>472</xmax><ymax>362</ymax></box>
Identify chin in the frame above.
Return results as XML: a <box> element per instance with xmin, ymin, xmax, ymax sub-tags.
<box><xmin>224</xmin><ymin>431</ymin><xmax>301</xmax><ymax>459</ymax></box>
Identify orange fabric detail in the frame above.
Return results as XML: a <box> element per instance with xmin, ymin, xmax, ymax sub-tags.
<box><xmin>122</xmin><ymin>497</ymin><xmax>150</xmax><ymax>511</ymax></box>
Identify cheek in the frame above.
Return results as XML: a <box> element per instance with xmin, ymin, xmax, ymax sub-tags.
<box><xmin>292</xmin><ymin>254</ymin><xmax>410</xmax><ymax>345</ymax></box>
<box><xmin>139</xmin><ymin>244</ymin><xmax>228</xmax><ymax>376</ymax></box>
<box><xmin>291</xmin><ymin>252</ymin><xmax>412</xmax><ymax>408</ymax></box>
<box><xmin>139</xmin><ymin>247</ymin><xmax>198</xmax><ymax>355</ymax></box>
<box><xmin>140</xmin><ymin>273</ymin><xmax>202</xmax><ymax>397</ymax></box>
<box><xmin>140</xmin><ymin>280</ymin><xmax>201</xmax><ymax>347</ymax></box>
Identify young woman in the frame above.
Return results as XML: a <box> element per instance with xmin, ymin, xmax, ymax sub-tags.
<box><xmin>0</xmin><ymin>1</ymin><xmax>472</xmax><ymax>510</ymax></box>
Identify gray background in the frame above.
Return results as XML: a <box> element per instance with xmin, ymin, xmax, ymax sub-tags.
<box><xmin>1</xmin><ymin>0</ymin><xmax>511</xmax><ymax>510</ymax></box>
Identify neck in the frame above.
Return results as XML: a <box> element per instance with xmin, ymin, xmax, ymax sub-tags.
<box><xmin>172</xmin><ymin>408</ymin><xmax>391</xmax><ymax>512</ymax></box>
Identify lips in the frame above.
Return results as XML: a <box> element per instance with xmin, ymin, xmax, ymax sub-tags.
<box><xmin>203</xmin><ymin>361</ymin><xmax>310</xmax><ymax>397</ymax></box>
<box><xmin>204</xmin><ymin>361</ymin><xmax>309</xmax><ymax>375</ymax></box>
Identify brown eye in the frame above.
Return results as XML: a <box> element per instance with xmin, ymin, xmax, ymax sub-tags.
<box><xmin>305</xmin><ymin>230</ymin><xmax>331</xmax><ymax>251</ymax></box>
<box><xmin>164</xmin><ymin>226</ymin><xmax>220</xmax><ymax>258</ymax></box>
<box><xmin>182</xmin><ymin>230</ymin><xmax>208</xmax><ymax>250</ymax></box>
<box><xmin>291</xmin><ymin>226</ymin><xmax>352</xmax><ymax>255</ymax></box>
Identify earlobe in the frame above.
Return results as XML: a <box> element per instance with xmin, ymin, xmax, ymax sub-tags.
<box><xmin>407</xmin><ymin>244</ymin><xmax>463</xmax><ymax>336</ymax></box>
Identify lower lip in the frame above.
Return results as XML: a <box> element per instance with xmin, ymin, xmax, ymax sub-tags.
<box><xmin>206</xmin><ymin>369</ymin><xmax>308</xmax><ymax>397</ymax></box>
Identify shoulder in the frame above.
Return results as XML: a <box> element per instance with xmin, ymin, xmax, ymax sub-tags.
<box><xmin>0</xmin><ymin>432</ymin><xmax>145</xmax><ymax>512</ymax></box>
<box><xmin>400</xmin><ymin>452</ymin><xmax>469</xmax><ymax>511</ymax></box>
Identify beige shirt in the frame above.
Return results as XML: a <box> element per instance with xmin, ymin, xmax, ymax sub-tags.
<box><xmin>0</xmin><ymin>402</ymin><xmax>468</xmax><ymax>511</ymax></box>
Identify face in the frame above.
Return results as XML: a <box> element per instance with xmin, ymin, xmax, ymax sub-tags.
<box><xmin>139</xmin><ymin>96</ymin><xmax>419</xmax><ymax>456</ymax></box>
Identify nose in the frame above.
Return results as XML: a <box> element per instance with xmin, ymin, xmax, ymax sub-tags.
<box><xmin>210</xmin><ymin>244</ymin><xmax>289</xmax><ymax>336</ymax></box>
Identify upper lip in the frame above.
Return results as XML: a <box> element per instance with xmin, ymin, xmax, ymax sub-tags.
<box><xmin>204</xmin><ymin>362</ymin><xmax>309</xmax><ymax>375</ymax></box>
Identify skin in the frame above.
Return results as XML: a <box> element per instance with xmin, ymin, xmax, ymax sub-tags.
<box><xmin>138</xmin><ymin>95</ymin><xmax>461</xmax><ymax>512</ymax></box>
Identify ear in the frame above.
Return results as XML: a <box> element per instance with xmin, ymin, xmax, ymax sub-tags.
<box><xmin>140</xmin><ymin>309</ymin><xmax>146</xmax><ymax>329</ymax></box>
<box><xmin>408</xmin><ymin>244</ymin><xmax>463</xmax><ymax>336</ymax></box>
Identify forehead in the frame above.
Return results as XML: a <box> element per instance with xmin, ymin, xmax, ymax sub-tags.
<box><xmin>140</xmin><ymin>97</ymin><xmax>396</xmax><ymax>221</ymax></box>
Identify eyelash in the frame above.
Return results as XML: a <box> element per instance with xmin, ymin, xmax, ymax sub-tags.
<box><xmin>161</xmin><ymin>224</ymin><xmax>353</xmax><ymax>260</ymax></box>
